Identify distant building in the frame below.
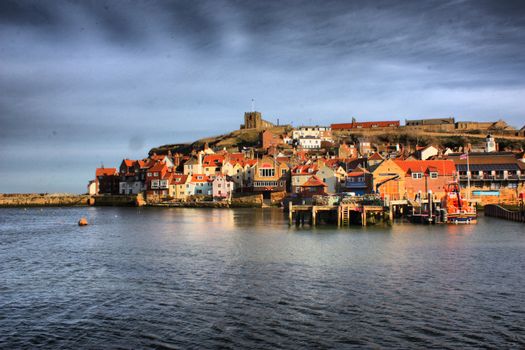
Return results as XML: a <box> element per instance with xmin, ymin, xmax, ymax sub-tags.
<box><xmin>485</xmin><ymin>134</ymin><xmax>497</xmax><ymax>152</ymax></box>
<box><xmin>240</xmin><ymin>111</ymin><xmax>274</xmax><ymax>130</ymax></box>
<box><xmin>416</xmin><ymin>145</ymin><xmax>439</xmax><ymax>160</ymax></box>
<box><xmin>298</xmin><ymin>136</ymin><xmax>321</xmax><ymax>149</ymax></box>
<box><xmin>331</xmin><ymin>119</ymin><xmax>400</xmax><ymax>130</ymax></box>
<box><xmin>261</xmin><ymin>130</ymin><xmax>283</xmax><ymax>150</ymax></box>
<box><xmin>405</xmin><ymin>117</ymin><xmax>454</xmax><ymax>126</ymax></box>
<box><xmin>357</xmin><ymin>138</ymin><xmax>373</xmax><ymax>156</ymax></box>
<box><xmin>292</xmin><ymin>126</ymin><xmax>332</xmax><ymax>141</ymax></box>
<box><xmin>338</xmin><ymin>142</ymin><xmax>358</xmax><ymax>159</ymax></box>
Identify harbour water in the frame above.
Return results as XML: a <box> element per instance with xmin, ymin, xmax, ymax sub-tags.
<box><xmin>1</xmin><ymin>207</ymin><xmax>524</xmax><ymax>348</ymax></box>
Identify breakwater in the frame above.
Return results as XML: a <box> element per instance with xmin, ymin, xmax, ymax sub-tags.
<box><xmin>0</xmin><ymin>194</ymin><xmax>89</xmax><ymax>207</ymax></box>
<box><xmin>484</xmin><ymin>204</ymin><xmax>525</xmax><ymax>223</ymax></box>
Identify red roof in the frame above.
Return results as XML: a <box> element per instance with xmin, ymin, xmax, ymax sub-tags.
<box><xmin>368</xmin><ymin>152</ymin><xmax>384</xmax><ymax>161</ymax></box>
<box><xmin>203</xmin><ymin>155</ymin><xmax>225</xmax><ymax>166</ymax></box>
<box><xmin>394</xmin><ymin>160</ymin><xmax>455</xmax><ymax>176</ymax></box>
<box><xmin>148</xmin><ymin>161</ymin><xmax>167</xmax><ymax>173</ymax></box>
<box><xmin>190</xmin><ymin>174</ymin><xmax>211</xmax><ymax>183</ymax></box>
<box><xmin>96</xmin><ymin>168</ymin><xmax>117</xmax><ymax>177</ymax></box>
<box><xmin>292</xmin><ymin>164</ymin><xmax>318</xmax><ymax>175</ymax></box>
<box><xmin>123</xmin><ymin>159</ymin><xmax>136</xmax><ymax>167</ymax></box>
<box><xmin>172</xmin><ymin>174</ymin><xmax>188</xmax><ymax>185</ymax></box>
<box><xmin>347</xmin><ymin>171</ymin><xmax>365</xmax><ymax>177</ymax></box>
<box><xmin>300</xmin><ymin>175</ymin><xmax>327</xmax><ymax>187</ymax></box>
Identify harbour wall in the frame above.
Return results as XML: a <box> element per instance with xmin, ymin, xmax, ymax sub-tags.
<box><xmin>0</xmin><ymin>193</ymin><xmax>90</xmax><ymax>207</ymax></box>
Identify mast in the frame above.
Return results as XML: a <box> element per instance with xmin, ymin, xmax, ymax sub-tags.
<box><xmin>466</xmin><ymin>150</ymin><xmax>471</xmax><ymax>200</ymax></box>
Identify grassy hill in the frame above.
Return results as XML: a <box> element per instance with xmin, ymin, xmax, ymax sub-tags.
<box><xmin>149</xmin><ymin>126</ymin><xmax>292</xmax><ymax>155</ymax></box>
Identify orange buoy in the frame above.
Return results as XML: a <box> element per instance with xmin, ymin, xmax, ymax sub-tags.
<box><xmin>78</xmin><ymin>217</ymin><xmax>88</xmax><ymax>226</ymax></box>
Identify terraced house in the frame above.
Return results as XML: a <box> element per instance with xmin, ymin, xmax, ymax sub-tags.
<box><xmin>253</xmin><ymin>156</ymin><xmax>289</xmax><ymax>196</ymax></box>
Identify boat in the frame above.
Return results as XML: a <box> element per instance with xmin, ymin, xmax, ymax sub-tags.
<box><xmin>441</xmin><ymin>182</ymin><xmax>477</xmax><ymax>224</ymax></box>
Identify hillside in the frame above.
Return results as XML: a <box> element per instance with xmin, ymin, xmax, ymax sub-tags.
<box><xmin>149</xmin><ymin>126</ymin><xmax>292</xmax><ymax>155</ymax></box>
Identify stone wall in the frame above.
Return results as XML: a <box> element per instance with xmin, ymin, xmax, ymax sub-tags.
<box><xmin>0</xmin><ymin>194</ymin><xmax>90</xmax><ymax>207</ymax></box>
<box><xmin>92</xmin><ymin>195</ymin><xmax>138</xmax><ymax>206</ymax></box>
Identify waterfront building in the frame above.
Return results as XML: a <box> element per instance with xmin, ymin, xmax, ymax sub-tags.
<box><xmin>95</xmin><ymin>167</ymin><xmax>119</xmax><ymax>195</ymax></box>
<box><xmin>344</xmin><ymin>167</ymin><xmax>373</xmax><ymax>195</ymax></box>
<box><xmin>394</xmin><ymin>159</ymin><xmax>456</xmax><ymax>199</ymax></box>
<box><xmin>315</xmin><ymin>165</ymin><xmax>338</xmax><ymax>194</ymax></box>
<box><xmin>253</xmin><ymin>156</ymin><xmax>289</xmax><ymax>196</ymax></box>
<box><xmin>169</xmin><ymin>174</ymin><xmax>189</xmax><ymax>201</ymax></box>
<box><xmin>186</xmin><ymin>174</ymin><xmax>213</xmax><ymax>196</ymax></box>
<box><xmin>212</xmin><ymin>175</ymin><xmax>234</xmax><ymax>200</ymax></box>
<box><xmin>291</xmin><ymin>164</ymin><xmax>319</xmax><ymax>193</ymax></box>
<box><xmin>298</xmin><ymin>175</ymin><xmax>327</xmax><ymax>197</ymax></box>
<box><xmin>145</xmin><ymin>162</ymin><xmax>171</xmax><ymax>199</ymax></box>
<box><xmin>118</xmin><ymin>159</ymin><xmax>146</xmax><ymax>195</ymax></box>
<box><xmin>371</xmin><ymin>159</ymin><xmax>406</xmax><ymax>199</ymax></box>
<box><xmin>448</xmin><ymin>152</ymin><xmax>525</xmax><ymax>203</ymax></box>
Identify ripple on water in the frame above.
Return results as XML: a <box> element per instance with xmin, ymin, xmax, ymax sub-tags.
<box><xmin>1</xmin><ymin>207</ymin><xmax>525</xmax><ymax>349</ymax></box>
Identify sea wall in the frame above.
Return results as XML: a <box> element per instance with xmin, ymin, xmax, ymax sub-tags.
<box><xmin>0</xmin><ymin>193</ymin><xmax>89</xmax><ymax>207</ymax></box>
<box><xmin>92</xmin><ymin>195</ymin><xmax>139</xmax><ymax>206</ymax></box>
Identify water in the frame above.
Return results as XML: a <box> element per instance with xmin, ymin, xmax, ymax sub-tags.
<box><xmin>1</xmin><ymin>207</ymin><xmax>524</xmax><ymax>349</ymax></box>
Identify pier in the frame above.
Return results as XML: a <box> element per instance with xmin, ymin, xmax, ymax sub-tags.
<box><xmin>288</xmin><ymin>201</ymin><xmax>391</xmax><ymax>226</ymax></box>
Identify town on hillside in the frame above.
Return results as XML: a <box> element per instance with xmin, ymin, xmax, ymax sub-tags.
<box><xmin>89</xmin><ymin>111</ymin><xmax>525</xmax><ymax>208</ymax></box>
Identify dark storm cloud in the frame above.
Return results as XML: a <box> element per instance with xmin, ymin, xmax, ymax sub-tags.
<box><xmin>1</xmin><ymin>0</ymin><xmax>524</xmax><ymax>192</ymax></box>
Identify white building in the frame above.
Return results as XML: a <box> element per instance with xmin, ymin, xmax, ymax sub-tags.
<box><xmin>298</xmin><ymin>136</ymin><xmax>322</xmax><ymax>149</ymax></box>
<box><xmin>292</xmin><ymin>126</ymin><xmax>332</xmax><ymax>141</ymax></box>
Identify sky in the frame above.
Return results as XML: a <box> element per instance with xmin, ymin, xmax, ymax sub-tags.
<box><xmin>1</xmin><ymin>0</ymin><xmax>524</xmax><ymax>193</ymax></box>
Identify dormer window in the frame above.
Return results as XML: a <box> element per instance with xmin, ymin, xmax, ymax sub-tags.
<box><xmin>430</xmin><ymin>172</ymin><xmax>438</xmax><ymax>179</ymax></box>
<box><xmin>412</xmin><ymin>172</ymin><xmax>423</xmax><ymax>179</ymax></box>
<box><xmin>197</xmin><ymin>176</ymin><xmax>203</xmax><ymax>180</ymax></box>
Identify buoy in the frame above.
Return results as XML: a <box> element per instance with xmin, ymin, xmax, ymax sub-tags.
<box><xmin>78</xmin><ymin>217</ymin><xmax>88</xmax><ymax>226</ymax></box>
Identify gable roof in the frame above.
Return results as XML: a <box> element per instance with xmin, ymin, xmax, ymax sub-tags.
<box><xmin>171</xmin><ymin>174</ymin><xmax>189</xmax><ymax>185</ymax></box>
<box><xmin>96</xmin><ymin>168</ymin><xmax>118</xmax><ymax>177</ymax></box>
<box><xmin>300</xmin><ymin>175</ymin><xmax>327</xmax><ymax>187</ymax></box>
<box><xmin>190</xmin><ymin>174</ymin><xmax>211</xmax><ymax>183</ymax></box>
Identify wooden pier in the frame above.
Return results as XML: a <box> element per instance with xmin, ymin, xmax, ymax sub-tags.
<box><xmin>288</xmin><ymin>202</ymin><xmax>389</xmax><ymax>227</ymax></box>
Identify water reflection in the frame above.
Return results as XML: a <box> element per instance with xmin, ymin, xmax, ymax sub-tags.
<box><xmin>1</xmin><ymin>207</ymin><xmax>524</xmax><ymax>349</ymax></box>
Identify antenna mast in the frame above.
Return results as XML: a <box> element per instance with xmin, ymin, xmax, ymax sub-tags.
<box><xmin>251</xmin><ymin>99</ymin><xmax>255</xmax><ymax>112</ymax></box>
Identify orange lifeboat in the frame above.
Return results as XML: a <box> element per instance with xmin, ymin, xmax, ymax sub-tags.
<box><xmin>441</xmin><ymin>183</ymin><xmax>477</xmax><ymax>224</ymax></box>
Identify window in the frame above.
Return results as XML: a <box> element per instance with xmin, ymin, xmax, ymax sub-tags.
<box><xmin>147</xmin><ymin>172</ymin><xmax>152</xmax><ymax>177</ymax></box>
<box><xmin>154</xmin><ymin>172</ymin><xmax>158</xmax><ymax>177</ymax></box>
<box><xmin>259</xmin><ymin>168</ymin><xmax>275</xmax><ymax>177</ymax></box>
<box><xmin>430</xmin><ymin>172</ymin><xmax>438</xmax><ymax>179</ymax></box>
<box><xmin>412</xmin><ymin>173</ymin><xmax>423</xmax><ymax>179</ymax></box>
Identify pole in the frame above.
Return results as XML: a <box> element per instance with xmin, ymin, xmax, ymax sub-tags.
<box><xmin>466</xmin><ymin>151</ymin><xmax>471</xmax><ymax>200</ymax></box>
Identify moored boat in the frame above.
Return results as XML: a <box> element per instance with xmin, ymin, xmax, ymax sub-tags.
<box><xmin>441</xmin><ymin>182</ymin><xmax>477</xmax><ymax>224</ymax></box>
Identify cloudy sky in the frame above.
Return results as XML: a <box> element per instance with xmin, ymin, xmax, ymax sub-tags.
<box><xmin>1</xmin><ymin>0</ymin><xmax>524</xmax><ymax>193</ymax></box>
